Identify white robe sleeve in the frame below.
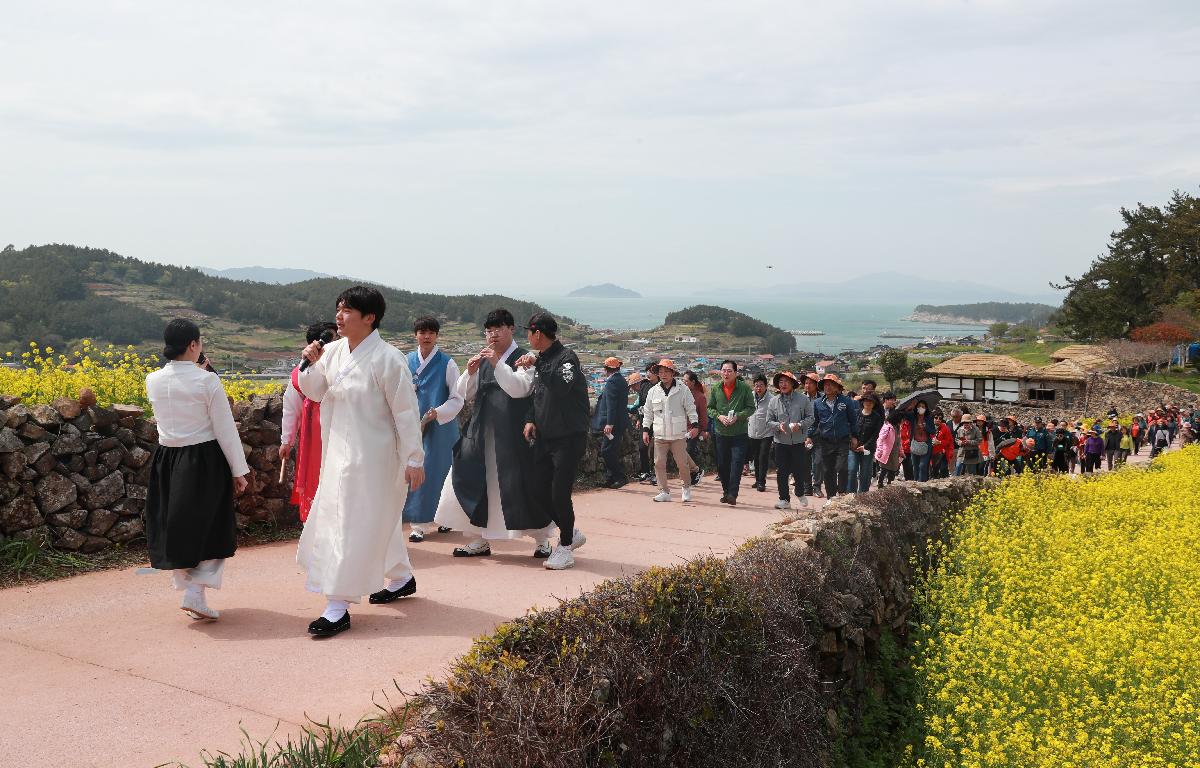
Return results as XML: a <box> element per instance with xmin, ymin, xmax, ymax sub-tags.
<box><xmin>281</xmin><ymin>379</ymin><xmax>302</xmax><ymax>444</ymax></box>
<box><xmin>298</xmin><ymin>356</ymin><xmax>329</xmax><ymax>402</ymax></box>
<box><xmin>456</xmin><ymin>369</ymin><xmax>478</xmax><ymax>403</ymax></box>
<box><xmin>381</xmin><ymin>354</ymin><xmax>426</xmax><ymax>469</ymax></box>
<box><xmin>433</xmin><ymin>358</ymin><xmax>465</xmax><ymax>424</ymax></box>
<box><xmin>492</xmin><ymin>358</ymin><xmax>535</xmax><ymax>398</ymax></box>
<box><xmin>204</xmin><ymin>375</ymin><xmax>250</xmax><ymax>477</ymax></box>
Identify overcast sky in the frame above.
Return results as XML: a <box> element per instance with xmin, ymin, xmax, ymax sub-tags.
<box><xmin>2</xmin><ymin>1</ymin><xmax>1197</xmax><ymax>300</ymax></box>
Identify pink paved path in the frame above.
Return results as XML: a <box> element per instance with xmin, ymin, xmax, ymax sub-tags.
<box><xmin>1</xmin><ymin>443</ymin><xmax>1167</xmax><ymax>767</ymax></box>
<box><xmin>0</xmin><ymin>479</ymin><xmax>787</xmax><ymax>768</ymax></box>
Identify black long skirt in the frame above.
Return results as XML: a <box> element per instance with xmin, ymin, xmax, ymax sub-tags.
<box><xmin>146</xmin><ymin>440</ymin><xmax>237</xmax><ymax>570</ymax></box>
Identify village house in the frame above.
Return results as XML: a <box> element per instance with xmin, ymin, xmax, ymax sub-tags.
<box><xmin>926</xmin><ymin>354</ymin><xmax>1035</xmax><ymax>403</ymax></box>
<box><xmin>815</xmin><ymin>359</ymin><xmax>846</xmax><ymax>375</ymax></box>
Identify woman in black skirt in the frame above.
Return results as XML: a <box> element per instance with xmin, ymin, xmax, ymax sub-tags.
<box><xmin>145</xmin><ymin>319</ymin><xmax>250</xmax><ymax>621</ymax></box>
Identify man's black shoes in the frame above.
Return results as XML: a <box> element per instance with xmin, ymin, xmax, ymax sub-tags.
<box><xmin>308</xmin><ymin>612</ymin><xmax>351</xmax><ymax>637</ymax></box>
<box><xmin>369</xmin><ymin>576</ymin><xmax>417</xmax><ymax>604</ymax></box>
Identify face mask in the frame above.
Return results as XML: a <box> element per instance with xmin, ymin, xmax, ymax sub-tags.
<box><xmin>917</xmin><ymin>406</ymin><xmax>926</xmax><ymax>414</ymax></box>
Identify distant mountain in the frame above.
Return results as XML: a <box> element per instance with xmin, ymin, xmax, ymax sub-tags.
<box><xmin>568</xmin><ymin>283</ymin><xmax>641</xmax><ymax>299</ymax></box>
<box><xmin>0</xmin><ymin>244</ymin><xmax>563</xmax><ymax>349</ymax></box>
<box><xmin>909</xmin><ymin>302</ymin><xmax>1058</xmax><ymax>326</ymax></box>
<box><xmin>198</xmin><ymin>266</ymin><xmax>336</xmax><ymax>284</ymax></box>
<box><xmin>700</xmin><ymin>272</ymin><xmax>1061</xmax><ymax>304</ymax></box>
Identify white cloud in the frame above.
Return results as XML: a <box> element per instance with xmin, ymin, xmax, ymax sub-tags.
<box><xmin>1</xmin><ymin>0</ymin><xmax>1197</xmax><ymax>297</ymax></box>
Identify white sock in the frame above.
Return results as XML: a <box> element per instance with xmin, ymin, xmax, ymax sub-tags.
<box><xmin>385</xmin><ymin>573</ymin><xmax>412</xmax><ymax>591</ymax></box>
<box><xmin>185</xmin><ymin>584</ymin><xmax>205</xmax><ymax>601</ymax></box>
<box><xmin>321</xmin><ymin>600</ymin><xmax>349</xmax><ymax>622</ymax></box>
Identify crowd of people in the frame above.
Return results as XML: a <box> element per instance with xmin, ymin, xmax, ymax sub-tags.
<box><xmin>137</xmin><ymin>298</ymin><xmax>1197</xmax><ymax>638</ymax></box>
<box><xmin>623</xmin><ymin>362</ymin><xmax>1198</xmax><ymax>510</ymax></box>
<box><xmin>144</xmin><ymin>289</ymin><xmax>592</xmax><ymax>638</ymax></box>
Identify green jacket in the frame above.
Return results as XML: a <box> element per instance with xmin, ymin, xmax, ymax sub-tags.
<box><xmin>706</xmin><ymin>378</ymin><xmax>756</xmax><ymax>437</ymax></box>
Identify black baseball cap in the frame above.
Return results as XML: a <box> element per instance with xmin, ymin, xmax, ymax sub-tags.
<box><xmin>523</xmin><ymin>312</ymin><xmax>558</xmax><ymax>336</ymax></box>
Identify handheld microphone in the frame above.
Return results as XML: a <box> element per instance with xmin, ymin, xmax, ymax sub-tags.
<box><xmin>299</xmin><ymin>331</ymin><xmax>335</xmax><ymax>372</ymax></box>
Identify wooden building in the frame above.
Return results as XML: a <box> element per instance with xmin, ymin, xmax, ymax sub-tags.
<box><xmin>926</xmin><ymin>354</ymin><xmax>1037</xmax><ymax>403</ymax></box>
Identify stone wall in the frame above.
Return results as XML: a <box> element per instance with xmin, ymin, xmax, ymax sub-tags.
<box><xmin>0</xmin><ymin>391</ymin><xmax>662</xmax><ymax>553</ymax></box>
<box><xmin>0</xmin><ymin>394</ymin><xmax>295</xmax><ymax>552</ymax></box>
<box><xmin>764</xmin><ymin>476</ymin><xmax>995</xmax><ymax>733</ymax></box>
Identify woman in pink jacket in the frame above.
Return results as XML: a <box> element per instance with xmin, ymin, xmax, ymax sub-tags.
<box><xmin>874</xmin><ymin>411</ymin><xmax>903</xmax><ymax>486</ymax></box>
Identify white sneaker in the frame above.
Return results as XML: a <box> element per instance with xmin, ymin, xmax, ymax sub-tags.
<box><xmin>544</xmin><ymin>544</ymin><xmax>575</xmax><ymax>570</ymax></box>
<box><xmin>570</xmin><ymin>528</ymin><xmax>586</xmax><ymax>551</ymax></box>
<box><xmin>796</xmin><ymin>495</ymin><xmax>808</xmax><ymax>508</ymax></box>
<box><xmin>653</xmin><ymin>491</ymin><xmax>672</xmax><ymax>502</ymax></box>
<box><xmin>774</xmin><ymin>499</ymin><xmax>791</xmax><ymax>510</ymax></box>
<box><xmin>533</xmin><ymin>540</ymin><xmax>552</xmax><ymax>558</ymax></box>
<box><xmin>180</xmin><ymin>591</ymin><xmax>219</xmax><ymax>621</ymax></box>
<box><xmin>682</xmin><ymin>487</ymin><xmax>693</xmax><ymax>503</ymax></box>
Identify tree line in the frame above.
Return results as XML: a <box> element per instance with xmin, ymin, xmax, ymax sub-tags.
<box><xmin>913</xmin><ymin>302</ymin><xmax>1057</xmax><ymax>325</ymax></box>
<box><xmin>663</xmin><ymin>305</ymin><xmax>797</xmax><ymax>354</ymax></box>
<box><xmin>1055</xmin><ymin>189</ymin><xmax>1200</xmax><ymax>341</ymax></box>
<box><xmin>0</xmin><ymin>243</ymin><xmax>558</xmax><ymax>347</ymax></box>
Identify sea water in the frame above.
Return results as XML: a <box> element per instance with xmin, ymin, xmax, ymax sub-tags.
<box><xmin>529</xmin><ymin>296</ymin><xmax>986</xmax><ymax>354</ymax></box>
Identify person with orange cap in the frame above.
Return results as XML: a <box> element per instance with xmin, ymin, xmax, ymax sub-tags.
<box><xmin>805</xmin><ymin>374</ymin><xmax>860</xmax><ymax>499</ymax></box>
<box><xmin>591</xmin><ymin>356</ymin><xmax>630</xmax><ymax>487</ymax></box>
<box><xmin>642</xmin><ymin>358</ymin><xmax>700</xmax><ymax>503</ymax></box>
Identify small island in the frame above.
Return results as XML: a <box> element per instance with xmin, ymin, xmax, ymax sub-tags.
<box><xmin>567</xmin><ymin>283</ymin><xmax>641</xmax><ymax>299</ymax></box>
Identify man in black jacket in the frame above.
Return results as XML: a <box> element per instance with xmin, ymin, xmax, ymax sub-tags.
<box><xmin>592</xmin><ymin>356</ymin><xmax>630</xmax><ymax>488</ymax></box>
<box><xmin>492</xmin><ymin>312</ymin><xmax>590</xmax><ymax>570</ymax></box>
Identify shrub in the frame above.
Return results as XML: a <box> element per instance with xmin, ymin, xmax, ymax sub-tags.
<box><xmin>405</xmin><ymin>543</ymin><xmax>831</xmax><ymax>767</ymax></box>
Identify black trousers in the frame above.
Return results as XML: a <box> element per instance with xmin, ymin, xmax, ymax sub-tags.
<box><xmin>774</xmin><ymin>442</ymin><xmax>809</xmax><ymax>501</ymax></box>
<box><xmin>599</xmin><ymin>432</ymin><xmax>625</xmax><ymax>484</ymax></box>
<box><xmin>532</xmin><ymin>434</ymin><xmax>586</xmax><ymax>546</ymax></box>
<box><xmin>748</xmin><ymin>437</ymin><xmax>772</xmax><ymax>487</ymax></box>
<box><xmin>817</xmin><ymin>437</ymin><xmax>849</xmax><ymax>498</ymax></box>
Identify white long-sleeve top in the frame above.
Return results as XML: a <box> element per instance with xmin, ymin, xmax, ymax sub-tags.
<box><xmin>413</xmin><ymin>345</ymin><xmax>465</xmax><ymax>424</ymax></box>
<box><xmin>145</xmin><ymin>361</ymin><xmax>250</xmax><ymax>477</ymax></box>
<box><xmin>489</xmin><ymin>344</ymin><xmax>535</xmax><ymax>398</ymax></box>
<box><xmin>456</xmin><ymin>341</ymin><xmax>528</xmax><ymax>403</ymax></box>
<box><xmin>282</xmin><ymin>376</ymin><xmax>303</xmax><ymax>444</ymax></box>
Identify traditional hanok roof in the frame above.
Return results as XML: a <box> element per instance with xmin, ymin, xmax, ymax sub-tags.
<box><xmin>1048</xmin><ymin>344</ymin><xmax>1119</xmax><ymax>372</ymax></box>
<box><xmin>1034</xmin><ymin>358</ymin><xmax>1090</xmax><ymax>382</ymax></box>
<box><xmin>926</xmin><ymin>354</ymin><xmax>1038</xmax><ymax>379</ymax></box>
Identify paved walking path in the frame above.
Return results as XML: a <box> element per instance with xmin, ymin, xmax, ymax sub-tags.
<box><xmin>0</xmin><ymin>441</ymin><xmax>1176</xmax><ymax>767</ymax></box>
<box><xmin>0</xmin><ymin>477</ymin><xmax>790</xmax><ymax>768</ymax></box>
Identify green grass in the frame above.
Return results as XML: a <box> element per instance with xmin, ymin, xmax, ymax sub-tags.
<box><xmin>0</xmin><ymin>521</ymin><xmax>302</xmax><ymax>589</ymax></box>
<box><xmin>166</xmin><ymin>719</ymin><xmax>393</xmax><ymax>768</ymax></box>
<box><xmin>0</xmin><ymin>536</ymin><xmax>103</xmax><ymax>586</ymax></box>
<box><xmin>1140</xmin><ymin>366</ymin><xmax>1200</xmax><ymax>394</ymax></box>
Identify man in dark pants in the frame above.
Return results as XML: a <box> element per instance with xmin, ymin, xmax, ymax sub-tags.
<box><xmin>495</xmin><ymin>312</ymin><xmax>591</xmax><ymax>571</ymax></box>
<box><xmin>765</xmin><ymin>371</ymin><xmax>813</xmax><ymax>510</ymax></box>
<box><xmin>806</xmin><ymin>374</ymin><xmax>859</xmax><ymax>500</ymax></box>
<box><xmin>592</xmin><ymin>356</ymin><xmax>629</xmax><ymax>488</ymax></box>
<box><xmin>706</xmin><ymin>360</ymin><xmax>756</xmax><ymax>506</ymax></box>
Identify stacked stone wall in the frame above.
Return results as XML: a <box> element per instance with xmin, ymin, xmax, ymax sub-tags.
<box><xmin>0</xmin><ymin>394</ymin><xmax>295</xmax><ymax>551</ymax></box>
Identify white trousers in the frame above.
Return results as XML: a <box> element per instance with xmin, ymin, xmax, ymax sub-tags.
<box><xmin>172</xmin><ymin>558</ymin><xmax>225</xmax><ymax>591</ymax></box>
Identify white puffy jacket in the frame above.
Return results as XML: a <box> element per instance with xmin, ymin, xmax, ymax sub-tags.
<box><xmin>643</xmin><ymin>380</ymin><xmax>698</xmax><ymax>440</ymax></box>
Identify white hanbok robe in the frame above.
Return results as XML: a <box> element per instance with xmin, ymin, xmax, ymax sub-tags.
<box><xmin>297</xmin><ymin>330</ymin><xmax>424</xmax><ymax>601</ymax></box>
<box><xmin>433</xmin><ymin>350</ymin><xmax>556</xmax><ymax>542</ymax></box>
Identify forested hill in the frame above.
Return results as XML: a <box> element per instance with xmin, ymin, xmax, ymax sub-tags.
<box><xmin>663</xmin><ymin>305</ymin><xmax>796</xmax><ymax>354</ymax></box>
<box><xmin>0</xmin><ymin>243</ymin><xmax>557</xmax><ymax>349</ymax></box>
<box><xmin>910</xmin><ymin>302</ymin><xmax>1057</xmax><ymax>325</ymax></box>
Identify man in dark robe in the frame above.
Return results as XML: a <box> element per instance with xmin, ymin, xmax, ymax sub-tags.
<box><xmin>433</xmin><ymin>309</ymin><xmax>556</xmax><ymax>557</ymax></box>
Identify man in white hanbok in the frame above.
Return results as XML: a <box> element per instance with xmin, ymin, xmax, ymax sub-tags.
<box><xmin>298</xmin><ymin>286</ymin><xmax>425</xmax><ymax>637</ymax></box>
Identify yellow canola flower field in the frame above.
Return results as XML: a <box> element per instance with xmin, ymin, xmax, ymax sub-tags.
<box><xmin>909</xmin><ymin>446</ymin><xmax>1200</xmax><ymax>768</ymax></box>
<box><xmin>0</xmin><ymin>342</ymin><xmax>280</xmax><ymax>414</ymax></box>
